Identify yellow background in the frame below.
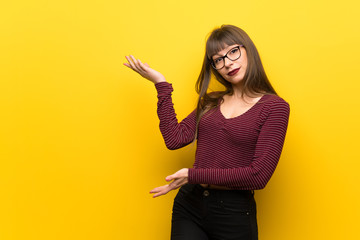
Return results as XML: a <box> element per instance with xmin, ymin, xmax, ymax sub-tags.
<box><xmin>1</xmin><ymin>0</ymin><xmax>359</xmax><ymax>239</ymax></box>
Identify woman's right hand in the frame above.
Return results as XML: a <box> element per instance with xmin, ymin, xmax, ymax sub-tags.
<box><xmin>124</xmin><ymin>55</ymin><xmax>166</xmax><ymax>84</ymax></box>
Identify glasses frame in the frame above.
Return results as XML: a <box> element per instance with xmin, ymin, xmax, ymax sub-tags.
<box><xmin>210</xmin><ymin>45</ymin><xmax>243</xmax><ymax>70</ymax></box>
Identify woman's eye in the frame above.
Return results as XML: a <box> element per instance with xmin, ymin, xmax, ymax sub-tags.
<box><xmin>230</xmin><ymin>48</ymin><xmax>239</xmax><ymax>54</ymax></box>
<box><xmin>215</xmin><ymin>58</ymin><xmax>222</xmax><ymax>63</ymax></box>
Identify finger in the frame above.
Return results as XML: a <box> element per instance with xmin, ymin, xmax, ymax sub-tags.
<box><xmin>165</xmin><ymin>175</ymin><xmax>173</xmax><ymax>182</ymax></box>
<box><xmin>151</xmin><ymin>189</ymin><xmax>169</xmax><ymax>198</ymax></box>
<box><xmin>125</xmin><ymin>55</ymin><xmax>134</xmax><ymax>65</ymax></box>
<box><xmin>130</xmin><ymin>55</ymin><xmax>142</xmax><ymax>72</ymax></box>
<box><xmin>144</xmin><ymin>63</ymin><xmax>150</xmax><ymax>67</ymax></box>
<box><xmin>168</xmin><ymin>178</ymin><xmax>184</xmax><ymax>189</ymax></box>
<box><xmin>149</xmin><ymin>185</ymin><xmax>171</xmax><ymax>198</ymax></box>
<box><xmin>153</xmin><ymin>192</ymin><xmax>167</xmax><ymax>198</ymax></box>
<box><xmin>149</xmin><ymin>187</ymin><xmax>162</xmax><ymax>193</ymax></box>
<box><xmin>149</xmin><ymin>188</ymin><xmax>162</xmax><ymax>194</ymax></box>
<box><xmin>169</xmin><ymin>177</ymin><xmax>188</xmax><ymax>190</ymax></box>
<box><xmin>166</xmin><ymin>168</ymin><xmax>188</xmax><ymax>182</ymax></box>
<box><xmin>152</xmin><ymin>191</ymin><xmax>166</xmax><ymax>198</ymax></box>
<box><xmin>166</xmin><ymin>172</ymin><xmax>179</xmax><ymax>182</ymax></box>
<box><xmin>153</xmin><ymin>186</ymin><xmax>171</xmax><ymax>198</ymax></box>
<box><xmin>137</xmin><ymin>59</ymin><xmax>148</xmax><ymax>71</ymax></box>
<box><xmin>149</xmin><ymin>184</ymin><xmax>169</xmax><ymax>193</ymax></box>
<box><xmin>125</xmin><ymin>56</ymin><xmax>137</xmax><ymax>71</ymax></box>
<box><xmin>126</xmin><ymin>55</ymin><xmax>141</xmax><ymax>73</ymax></box>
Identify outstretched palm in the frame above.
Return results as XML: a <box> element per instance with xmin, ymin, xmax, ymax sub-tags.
<box><xmin>124</xmin><ymin>55</ymin><xmax>166</xmax><ymax>84</ymax></box>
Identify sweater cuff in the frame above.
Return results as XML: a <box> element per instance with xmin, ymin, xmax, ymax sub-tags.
<box><xmin>154</xmin><ymin>81</ymin><xmax>173</xmax><ymax>97</ymax></box>
<box><xmin>188</xmin><ymin>168</ymin><xmax>199</xmax><ymax>184</ymax></box>
<box><xmin>188</xmin><ymin>168</ymin><xmax>222</xmax><ymax>185</ymax></box>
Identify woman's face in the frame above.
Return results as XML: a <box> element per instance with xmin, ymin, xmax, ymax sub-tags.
<box><xmin>211</xmin><ymin>44</ymin><xmax>248</xmax><ymax>86</ymax></box>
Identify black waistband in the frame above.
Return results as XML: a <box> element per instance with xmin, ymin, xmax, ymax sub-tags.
<box><xmin>182</xmin><ymin>184</ymin><xmax>254</xmax><ymax>198</ymax></box>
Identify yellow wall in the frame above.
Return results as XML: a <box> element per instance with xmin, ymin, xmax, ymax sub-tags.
<box><xmin>1</xmin><ymin>0</ymin><xmax>359</xmax><ymax>239</ymax></box>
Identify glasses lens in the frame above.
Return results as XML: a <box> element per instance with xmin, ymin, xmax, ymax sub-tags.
<box><xmin>227</xmin><ymin>47</ymin><xmax>241</xmax><ymax>61</ymax></box>
<box><xmin>211</xmin><ymin>57</ymin><xmax>223</xmax><ymax>69</ymax></box>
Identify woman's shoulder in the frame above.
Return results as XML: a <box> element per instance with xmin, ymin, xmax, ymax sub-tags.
<box><xmin>261</xmin><ymin>94</ymin><xmax>290</xmax><ymax>113</ymax></box>
<box><xmin>262</xmin><ymin>94</ymin><xmax>289</xmax><ymax>104</ymax></box>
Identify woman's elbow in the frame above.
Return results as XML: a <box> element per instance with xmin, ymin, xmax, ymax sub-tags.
<box><xmin>165</xmin><ymin>144</ymin><xmax>179</xmax><ymax>150</ymax></box>
<box><xmin>164</xmin><ymin>140</ymin><xmax>181</xmax><ymax>150</ymax></box>
<box><xmin>254</xmin><ymin>182</ymin><xmax>267</xmax><ymax>190</ymax></box>
<box><xmin>252</xmin><ymin>175</ymin><xmax>271</xmax><ymax>190</ymax></box>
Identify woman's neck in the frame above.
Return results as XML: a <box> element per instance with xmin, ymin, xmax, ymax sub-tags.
<box><xmin>231</xmin><ymin>83</ymin><xmax>244</xmax><ymax>98</ymax></box>
<box><xmin>229</xmin><ymin>84</ymin><xmax>263</xmax><ymax>101</ymax></box>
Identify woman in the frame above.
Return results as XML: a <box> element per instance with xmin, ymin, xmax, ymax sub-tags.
<box><xmin>124</xmin><ymin>25</ymin><xmax>290</xmax><ymax>240</ymax></box>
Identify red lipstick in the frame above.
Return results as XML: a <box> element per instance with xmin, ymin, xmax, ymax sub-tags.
<box><xmin>228</xmin><ymin>67</ymin><xmax>240</xmax><ymax>76</ymax></box>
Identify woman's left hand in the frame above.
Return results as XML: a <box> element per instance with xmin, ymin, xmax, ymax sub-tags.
<box><xmin>149</xmin><ymin>168</ymin><xmax>189</xmax><ymax>198</ymax></box>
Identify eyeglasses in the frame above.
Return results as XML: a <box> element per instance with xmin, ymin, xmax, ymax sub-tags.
<box><xmin>210</xmin><ymin>45</ymin><xmax>243</xmax><ymax>70</ymax></box>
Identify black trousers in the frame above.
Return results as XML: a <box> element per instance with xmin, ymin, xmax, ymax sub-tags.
<box><xmin>171</xmin><ymin>184</ymin><xmax>258</xmax><ymax>240</ymax></box>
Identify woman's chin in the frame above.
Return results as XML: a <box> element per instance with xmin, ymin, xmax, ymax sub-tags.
<box><xmin>225</xmin><ymin>76</ymin><xmax>244</xmax><ymax>86</ymax></box>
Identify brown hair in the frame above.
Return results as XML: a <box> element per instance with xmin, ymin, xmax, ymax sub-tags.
<box><xmin>194</xmin><ymin>25</ymin><xmax>277</xmax><ymax>139</ymax></box>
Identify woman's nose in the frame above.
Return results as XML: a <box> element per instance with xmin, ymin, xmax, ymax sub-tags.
<box><xmin>224</xmin><ymin>57</ymin><xmax>233</xmax><ymax>67</ymax></box>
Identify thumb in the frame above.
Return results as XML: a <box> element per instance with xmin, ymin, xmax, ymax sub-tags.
<box><xmin>165</xmin><ymin>173</ymin><xmax>177</xmax><ymax>182</ymax></box>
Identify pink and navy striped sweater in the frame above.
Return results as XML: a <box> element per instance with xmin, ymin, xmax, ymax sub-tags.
<box><xmin>155</xmin><ymin>82</ymin><xmax>290</xmax><ymax>190</ymax></box>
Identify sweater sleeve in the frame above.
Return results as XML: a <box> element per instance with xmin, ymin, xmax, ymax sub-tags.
<box><xmin>188</xmin><ymin>99</ymin><xmax>290</xmax><ymax>190</ymax></box>
<box><xmin>155</xmin><ymin>82</ymin><xmax>196</xmax><ymax>150</ymax></box>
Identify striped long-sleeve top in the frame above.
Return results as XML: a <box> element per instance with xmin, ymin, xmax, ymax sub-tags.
<box><xmin>155</xmin><ymin>81</ymin><xmax>290</xmax><ymax>190</ymax></box>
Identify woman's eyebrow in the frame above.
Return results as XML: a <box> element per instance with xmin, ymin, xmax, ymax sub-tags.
<box><xmin>213</xmin><ymin>50</ymin><xmax>228</xmax><ymax>57</ymax></box>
